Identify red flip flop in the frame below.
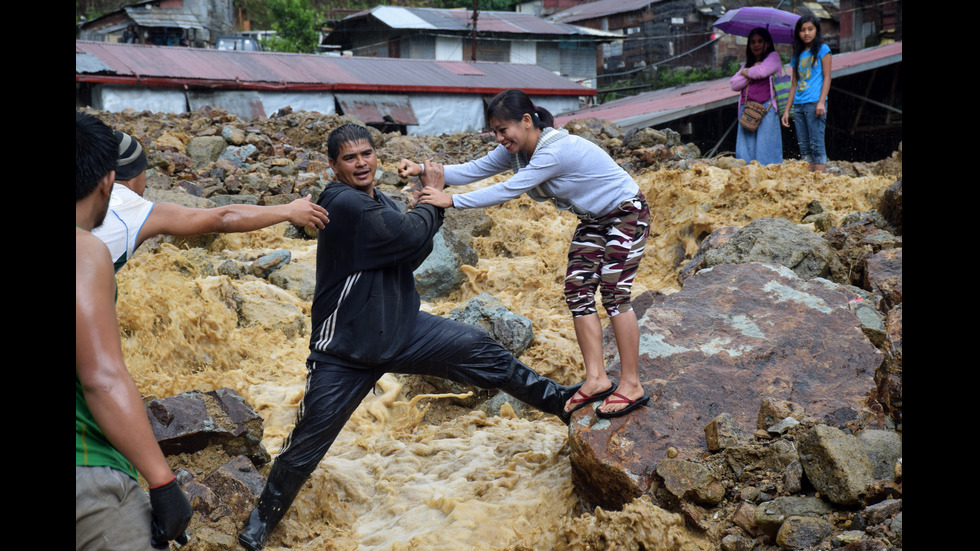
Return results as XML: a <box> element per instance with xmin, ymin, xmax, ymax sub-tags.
<box><xmin>564</xmin><ymin>385</ymin><xmax>617</xmax><ymax>415</ymax></box>
<box><xmin>596</xmin><ymin>391</ymin><xmax>650</xmax><ymax>419</ymax></box>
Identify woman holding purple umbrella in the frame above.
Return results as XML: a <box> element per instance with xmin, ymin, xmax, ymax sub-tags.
<box><xmin>730</xmin><ymin>27</ymin><xmax>784</xmax><ymax>165</ymax></box>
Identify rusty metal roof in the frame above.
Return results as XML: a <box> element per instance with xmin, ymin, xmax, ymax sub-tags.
<box><xmin>338</xmin><ymin>5</ymin><xmax>611</xmax><ymax>36</ymax></box>
<box><xmin>75</xmin><ymin>40</ymin><xmax>594</xmax><ymax>97</ymax></box>
<box><xmin>124</xmin><ymin>5</ymin><xmax>205</xmax><ymax>30</ymax></box>
<box><xmin>549</xmin><ymin>0</ymin><xmax>662</xmax><ymax>25</ymax></box>
<box><xmin>555</xmin><ymin>41</ymin><xmax>902</xmax><ymax>130</ymax></box>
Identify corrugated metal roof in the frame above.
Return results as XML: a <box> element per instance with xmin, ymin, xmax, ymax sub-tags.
<box><xmin>124</xmin><ymin>5</ymin><xmax>205</xmax><ymax>30</ymax></box>
<box><xmin>555</xmin><ymin>41</ymin><xmax>902</xmax><ymax>130</ymax></box>
<box><xmin>549</xmin><ymin>0</ymin><xmax>662</xmax><ymax>25</ymax></box>
<box><xmin>75</xmin><ymin>40</ymin><xmax>594</xmax><ymax>97</ymax></box>
<box><xmin>340</xmin><ymin>6</ymin><xmax>612</xmax><ymax>36</ymax></box>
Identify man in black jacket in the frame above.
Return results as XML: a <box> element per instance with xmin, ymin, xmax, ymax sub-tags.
<box><xmin>239</xmin><ymin>124</ymin><xmax>579</xmax><ymax>550</ymax></box>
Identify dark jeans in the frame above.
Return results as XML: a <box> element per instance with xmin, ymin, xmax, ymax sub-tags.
<box><xmin>276</xmin><ymin>311</ymin><xmax>568</xmax><ymax>475</ymax></box>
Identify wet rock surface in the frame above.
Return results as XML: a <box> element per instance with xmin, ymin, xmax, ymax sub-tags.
<box><xmin>569</xmin><ymin>262</ymin><xmax>882</xmax><ymax>510</ymax></box>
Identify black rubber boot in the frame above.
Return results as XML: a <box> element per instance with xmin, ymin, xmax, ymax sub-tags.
<box><xmin>238</xmin><ymin>462</ymin><xmax>308</xmax><ymax>551</ymax></box>
<box><xmin>499</xmin><ymin>359</ymin><xmax>582</xmax><ymax>424</ymax></box>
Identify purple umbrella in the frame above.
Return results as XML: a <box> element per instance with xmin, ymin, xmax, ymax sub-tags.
<box><xmin>713</xmin><ymin>7</ymin><xmax>801</xmax><ymax>44</ymax></box>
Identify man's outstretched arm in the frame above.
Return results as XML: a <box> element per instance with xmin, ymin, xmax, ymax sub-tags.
<box><xmin>136</xmin><ymin>194</ymin><xmax>329</xmax><ymax>247</ymax></box>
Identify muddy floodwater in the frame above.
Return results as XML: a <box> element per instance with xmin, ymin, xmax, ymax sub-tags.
<box><xmin>117</xmin><ymin>159</ymin><xmax>895</xmax><ymax>550</ymax></box>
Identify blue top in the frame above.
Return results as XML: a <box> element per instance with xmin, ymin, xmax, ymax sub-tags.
<box><xmin>793</xmin><ymin>43</ymin><xmax>831</xmax><ymax>104</ymax></box>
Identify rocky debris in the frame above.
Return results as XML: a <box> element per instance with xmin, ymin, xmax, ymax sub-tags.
<box><xmin>857</xmin><ymin>430</ymin><xmax>902</xmax><ymax>481</ymax></box>
<box><xmin>448</xmin><ymin>293</ymin><xmax>535</xmax><ymax>357</ymax></box>
<box><xmin>776</xmin><ymin>516</ymin><xmax>835</xmax><ymax>550</ymax></box>
<box><xmin>822</xmin><ymin>219</ymin><xmax>901</xmax><ymax>288</ymax></box>
<box><xmin>875</xmin><ymin>304</ymin><xmax>903</xmax><ymax>428</ymax></box>
<box><xmin>568</xmin><ymin>262</ymin><xmax>882</xmax><ymax>511</ymax></box>
<box><xmin>413</xmin><ymin>227</ymin><xmax>478</xmax><ymax>300</ymax></box>
<box><xmin>250</xmin><ymin>249</ymin><xmax>291</xmax><ymax>278</ymax></box>
<box><xmin>235</xmin><ymin>279</ymin><xmax>307</xmax><ymax>338</ymax></box>
<box><xmin>268</xmin><ymin>257</ymin><xmax>317</xmax><ymax>301</ymax></box>
<box><xmin>443</xmin><ymin>207</ymin><xmax>494</xmax><ymax>249</ymax></box>
<box><xmin>879</xmin><ymin>178</ymin><xmax>902</xmax><ymax>235</ymax></box>
<box><xmin>146</xmin><ymin>388</ymin><xmax>270</xmax><ymax>465</ymax></box>
<box><xmin>656</xmin><ymin>458</ymin><xmax>725</xmax><ymax>506</ymax></box>
<box><xmin>704</xmin><ymin>413</ymin><xmax>749</xmax><ymax>452</ymax></box>
<box><xmin>701</xmin><ymin>218</ymin><xmax>838</xmax><ymax>280</ymax></box>
<box><xmin>864</xmin><ymin>249</ymin><xmax>903</xmax><ymax>309</ymax></box>
<box><xmin>797</xmin><ymin>425</ymin><xmax>874</xmax><ymax>506</ymax></box>
<box><xmin>142</xmin><ymin>389</ymin><xmax>272</xmax><ymax>548</ymax></box>
<box><xmin>677</xmin><ymin>225</ymin><xmax>740</xmax><ymax>285</ymax></box>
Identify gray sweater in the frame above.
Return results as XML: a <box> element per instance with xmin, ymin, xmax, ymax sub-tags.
<box><xmin>445</xmin><ymin>132</ymin><xmax>638</xmax><ymax>219</ymax></box>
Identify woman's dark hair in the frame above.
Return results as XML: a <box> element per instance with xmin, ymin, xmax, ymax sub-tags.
<box><xmin>745</xmin><ymin>27</ymin><xmax>776</xmax><ymax>67</ymax></box>
<box><xmin>485</xmin><ymin>89</ymin><xmax>554</xmax><ymax>130</ymax></box>
<box><xmin>792</xmin><ymin>14</ymin><xmax>823</xmax><ymax>80</ymax></box>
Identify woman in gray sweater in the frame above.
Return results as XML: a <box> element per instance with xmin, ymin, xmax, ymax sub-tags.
<box><xmin>400</xmin><ymin>89</ymin><xmax>650</xmax><ymax>418</ymax></box>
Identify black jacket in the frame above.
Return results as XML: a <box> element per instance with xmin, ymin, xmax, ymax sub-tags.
<box><xmin>308</xmin><ymin>182</ymin><xmax>444</xmax><ymax>367</ymax></box>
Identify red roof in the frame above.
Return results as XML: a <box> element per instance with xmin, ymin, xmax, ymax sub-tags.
<box><xmin>556</xmin><ymin>41</ymin><xmax>901</xmax><ymax>128</ymax></box>
<box><xmin>75</xmin><ymin>41</ymin><xmax>594</xmax><ymax>97</ymax></box>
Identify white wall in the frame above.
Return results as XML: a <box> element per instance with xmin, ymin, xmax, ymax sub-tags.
<box><xmin>435</xmin><ymin>36</ymin><xmax>463</xmax><ymax>61</ymax></box>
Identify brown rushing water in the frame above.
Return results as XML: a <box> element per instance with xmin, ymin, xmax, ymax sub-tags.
<box><xmin>116</xmin><ymin>160</ymin><xmax>894</xmax><ymax>550</ymax></box>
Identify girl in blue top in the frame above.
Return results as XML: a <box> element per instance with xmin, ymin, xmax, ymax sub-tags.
<box><xmin>400</xmin><ymin>89</ymin><xmax>650</xmax><ymax>419</ymax></box>
<box><xmin>781</xmin><ymin>14</ymin><xmax>832</xmax><ymax>172</ymax></box>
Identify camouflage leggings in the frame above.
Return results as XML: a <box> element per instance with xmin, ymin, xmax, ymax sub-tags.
<box><xmin>564</xmin><ymin>193</ymin><xmax>650</xmax><ymax>318</ymax></box>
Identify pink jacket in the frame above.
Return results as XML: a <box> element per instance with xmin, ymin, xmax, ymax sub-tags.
<box><xmin>730</xmin><ymin>51</ymin><xmax>783</xmax><ymax>112</ymax></box>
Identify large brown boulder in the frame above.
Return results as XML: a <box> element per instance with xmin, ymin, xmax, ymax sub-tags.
<box><xmin>568</xmin><ymin>263</ymin><xmax>882</xmax><ymax>510</ymax></box>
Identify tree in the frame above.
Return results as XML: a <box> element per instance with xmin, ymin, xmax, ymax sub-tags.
<box><xmin>263</xmin><ymin>0</ymin><xmax>321</xmax><ymax>54</ymax></box>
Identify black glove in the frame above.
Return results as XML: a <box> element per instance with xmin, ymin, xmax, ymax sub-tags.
<box><xmin>149</xmin><ymin>476</ymin><xmax>193</xmax><ymax>549</ymax></box>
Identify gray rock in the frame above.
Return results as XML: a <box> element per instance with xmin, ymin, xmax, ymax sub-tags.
<box><xmin>656</xmin><ymin>458</ymin><xmax>725</xmax><ymax>506</ymax></box>
<box><xmin>145</xmin><ymin>388</ymin><xmax>270</xmax><ymax>465</ymax></box>
<box><xmin>702</xmin><ymin>218</ymin><xmax>837</xmax><ymax>280</ymax></box>
<box><xmin>890</xmin><ymin>510</ymin><xmax>902</xmax><ymax>540</ymax></box>
<box><xmin>783</xmin><ymin>460</ymin><xmax>803</xmax><ymax>494</ymax></box>
<box><xmin>268</xmin><ymin>258</ymin><xmax>316</xmax><ymax>301</ymax></box>
<box><xmin>757</xmin><ymin>398</ymin><xmax>807</xmax><ymax>431</ymax></box>
<box><xmin>842</xmin><ymin>209</ymin><xmax>887</xmax><ymax>230</ymax></box>
<box><xmin>221</xmin><ymin>125</ymin><xmax>246</xmax><ymax>145</ymax></box>
<box><xmin>219</xmin><ymin>144</ymin><xmax>259</xmax><ymax>167</ymax></box>
<box><xmin>479</xmin><ymin>391</ymin><xmax>534</xmax><ymax>419</ymax></box>
<box><xmin>754</xmin><ymin>496</ymin><xmax>831</xmax><ymax>538</ymax></box>
<box><xmin>859</xmin><ymin>498</ymin><xmax>901</xmax><ymax>526</ymax></box>
<box><xmin>198</xmin><ymin>455</ymin><xmax>268</xmax><ymax>522</ymax></box>
<box><xmin>187</xmin><ymin>136</ymin><xmax>228</xmax><ymax>167</ymax></box>
<box><xmin>449</xmin><ymin>293</ymin><xmax>534</xmax><ymax>358</ymax></box>
<box><xmin>704</xmin><ymin>413</ymin><xmax>748</xmax><ymax>451</ymax></box>
<box><xmin>250</xmin><ymin>249</ymin><xmax>291</xmax><ymax>278</ymax></box>
<box><xmin>677</xmin><ymin>225</ymin><xmax>740</xmax><ymax>284</ymax></box>
<box><xmin>217</xmin><ymin>259</ymin><xmax>246</xmax><ymax>279</ymax></box>
<box><xmin>569</xmin><ymin>263</ymin><xmax>881</xmax><ymax>511</ymax></box>
<box><xmin>767</xmin><ymin>416</ymin><xmax>800</xmax><ymax>435</ymax></box>
<box><xmin>857</xmin><ymin>430</ymin><xmax>902</xmax><ymax>480</ymax></box>
<box><xmin>414</xmin><ymin>228</ymin><xmax>478</xmax><ymax>301</ymax></box>
<box><xmin>211</xmin><ymin>193</ymin><xmax>260</xmax><ymax>207</ymax></box>
<box><xmin>798</xmin><ymin>425</ymin><xmax>874</xmax><ymax>506</ymax></box>
<box><xmin>776</xmin><ymin>516</ymin><xmax>834</xmax><ymax>550</ymax></box>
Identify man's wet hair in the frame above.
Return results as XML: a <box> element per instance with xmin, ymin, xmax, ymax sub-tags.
<box><xmin>327</xmin><ymin>123</ymin><xmax>375</xmax><ymax>161</ymax></box>
<box><xmin>76</xmin><ymin>112</ymin><xmax>117</xmax><ymax>202</ymax></box>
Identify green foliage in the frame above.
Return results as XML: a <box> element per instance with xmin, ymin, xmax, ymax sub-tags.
<box><xmin>656</xmin><ymin>61</ymin><xmax>741</xmax><ymax>90</ymax></box>
<box><xmin>262</xmin><ymin>0</ymin><xmax>321</xmax><ymax>54</ymax></box>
